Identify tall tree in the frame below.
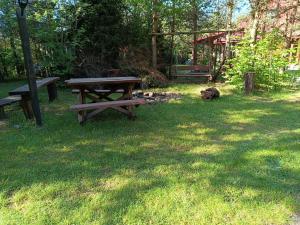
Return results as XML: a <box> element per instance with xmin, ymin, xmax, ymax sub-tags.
<box><xmin>225</xmin><ymin>0</ymin><xmax>235</xmax><ymax>59</ymax></box>
<box><xmin>152</xmin><ymin>0</ymin><xmax>159</xmax><ymax>69</ymax></box>
<box><xmin>249</xmin><ymin>0</ymin><xmax>270</xmax><ymax>43</ymax></box>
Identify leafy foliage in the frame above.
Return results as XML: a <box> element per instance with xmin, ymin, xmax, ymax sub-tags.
<box><xmin>225</xmin><ymin>31</ymin><xmax>292</xmax><ymax>90</ymax></box>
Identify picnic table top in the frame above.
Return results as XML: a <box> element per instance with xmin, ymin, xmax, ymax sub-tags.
<box><xmin>65</xmin><ymin>77</ymin><xmax>142</xmax><ymax>87</ymax></box>
<box><xmin>9</xmin><ymin>77</ymin><xmax>60</xmax><ymax>96</ymax></box>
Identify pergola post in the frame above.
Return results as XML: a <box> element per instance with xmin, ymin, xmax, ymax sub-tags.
<box><xmin>192</xmin><ymin>0</ymin><xmax>198</xmax><ymax>65</ymax></box>
<box><xmin>16</xmin><ymin>5</ymin><xmax>42</xmax><ymax>126</ymax></box>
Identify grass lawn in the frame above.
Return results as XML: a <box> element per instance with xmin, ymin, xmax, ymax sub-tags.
<box><xmin>0</xmin><ymin>81</ymin><xmax>299</xmax><ymax>225</ymax></box>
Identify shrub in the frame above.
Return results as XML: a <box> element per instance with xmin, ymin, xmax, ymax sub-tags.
<box><xmin>225</xmin><ymin>30</ymin><xmax>293</xmax><ymax>91</ymax></box>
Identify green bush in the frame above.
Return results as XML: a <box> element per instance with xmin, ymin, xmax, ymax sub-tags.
<box><xmin>225</xmin><ymin>31</ymin><xmax>293</xmax><ymax>91</ymax></box>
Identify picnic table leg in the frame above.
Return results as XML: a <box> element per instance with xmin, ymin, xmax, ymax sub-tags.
<box><xmin>126</xmin><ymin>84</ymin><xmax>136</xmax><ymax>120</ymax></box>
<box><xmin>20</xmin><ymin>95</ymin><xmax>34</xmax><ymax>119</ymax></box>
<box><xmin>78</xmin><ymin>89</ymin><xmax>86</xmax><ymax>124</ymax></box>
<box><xmin>47</xmin><ymin>83</ymin><xmax>58</xmax><ymax>102</ymax></box>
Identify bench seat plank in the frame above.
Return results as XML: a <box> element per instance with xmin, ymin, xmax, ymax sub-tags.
<box><xmin>0</xmin><ymin>95</ymin><xmax>22</xmax><ymax>106</ymax></box>
<box><xmin>71</xmin><ymin>99</ymin><xmax>145</xmax><ymax>111</ymax></box>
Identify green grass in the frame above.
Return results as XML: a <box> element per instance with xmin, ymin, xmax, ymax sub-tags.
<box><xmin>0</xmin><ymin>81</ymin><xmax>299</xmax><ymax>225</ymax></box>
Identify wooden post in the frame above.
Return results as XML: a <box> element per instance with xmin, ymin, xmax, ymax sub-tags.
<box><xmin>192</xmin><ymin>0</ymin><xmax>198</xmax><ymax>65</ymax></box>
<box><xmin>244</xmin><ymin>72</ymin><xmax>255</xmax><ymax>95</ymax></box>
<box><xmin>47</xmin><ymin>83</ymin><xmax>58</xmax><ymax>102</ymax></box>
<box><xmin>152</xmin><ymin>0</ymin><xmax>159</xmax><ymax>69</ymax></box>
<box><xmin>16</xmin><ymin>9</ymin><xmax>42</xmax><ymax>126</ymax></box>
<box><xmin>208</xmin><ymin>40</ymin><xmax>214</xmax><ymax>76</ymax></box>
<box><xmin>169</xmin><ymin>1</ymin><xmax>176</xmax><ymax>78</ymax></box>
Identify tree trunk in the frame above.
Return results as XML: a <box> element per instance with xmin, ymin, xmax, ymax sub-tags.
<box><xmin>152</xmin><ymin>0</ymin><xmax>159</xmax><ymax>69</ymax></box>
<box><xmin>169</xmin><ymin>0</ymin><xmax>176</xmax><ymax>78</ymax></box>
<box><xmin>17</xmin><ymin>9</ymin><xmax>42</xmax><ymax>126</ymax></box>
<box><xmin>286</xmin><ymin>0</ymin><xmax>299</xmax><ymax>48</ymax></box>
<box><xmin>9</xmin><ymin>34</ymin><xmax>24</xmax><ymax>77</ymax></box>
<box><xmin>250</xmin><ymin>10</ymin><xmax>259</xmax><ymax>43</ymax></box>
<box><xmin>0</xmin><ymin>50</ymin><xmax>9</xmax><ymax>81</ymax></box>
<box><xmin>245</xmin><ymin>72</ymin><xmax>255</xmax><ymax>94</ymax></box>
<box><xmin>225</xmin><ymin>0</ymin><xmax>234</xmax><ymax>59</ymax></box>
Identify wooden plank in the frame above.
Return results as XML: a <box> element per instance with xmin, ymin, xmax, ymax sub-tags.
<box><xmin>70</xmin><ymin>99</ymin><xmax>146</xmax><ymax>111</ymax></box>
<box><xmin>172</xmin><ymin>65</ymin><xmax>209</xmax><ymax>71</ymax></box>
<box><xmin>65</xmin><ymin>77</ymin><xmax>141</xmax><ymax>87</ymax></box>
<box><xmin>9</xmin><ymin>77</ymin><xmax>60</xmax><ymax>95</ymax></box>
<box><xmin>151</xmin><ymin>29</ymin><xmax>242</xmax><ymax>36</ymax></box>
<box><xmin>72</xmin><ymin>89</ymin><xmax>124</xmax><ymax>94</ymax></box>
<box><xmin>175</xmin><ymin>74</ymin><xmax>211</xmax><ymax>77</ymax></box>
<box><xmin>0</xmin><ymin>95</ymin><xmax>22</xmax><ymax>106</ymax></box>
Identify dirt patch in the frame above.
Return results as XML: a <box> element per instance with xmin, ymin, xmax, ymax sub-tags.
<box><xmin>133</xmin><ymin>91</ymin><xmax>183</xmax><ymax>104</ymax></box>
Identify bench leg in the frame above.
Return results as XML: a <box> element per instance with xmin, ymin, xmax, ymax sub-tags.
<box><xmin>47</xmin><ymin>83</ymin><xmax>58</xmax><ymax>102</ymax></box>
<box><xmin>20</xmin><ymin>98</ymin><xmax>34</xmax><ymax>120</ymax></box>
<box><xmin>78</xmin><ymin>111</ymin><xmax>86</xmax><ymax>124</ymax></box>
<box><xmin>0</xmin><ymin>107</ymin><xmax>6</xmax><ymax>119</ymax></box>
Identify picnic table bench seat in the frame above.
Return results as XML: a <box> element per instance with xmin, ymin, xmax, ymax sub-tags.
<box><xmin>70</xmin><ymin>98</ymin><xmax>146</xmax><ymax>123</ymax></box>
<box><xmin>0</xmin><ymin>95</ymin><xmax>22</xmax><ymax>119</ymax></box>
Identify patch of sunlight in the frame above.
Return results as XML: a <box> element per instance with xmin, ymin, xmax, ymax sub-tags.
<box><xmin>224</xmin><ymin>109</ymin><xmax>278</xmax><ymax>124</ymax></box>
<box><xmin>247</xmin><ymin>149</ymin><xmax>280</xmax><ymax>158</ymax></box>
<box><xmin>222</xmin><ymin>133</ymin><xmax>259</xmax><ymax>142</ymax></box>
<box><xmin>276</xmin><ymin>128</ymin><xmax>300</xmax><ymax>135</ymax></box>
<box><xmin>284</xmin><ymin>91</ymin><xmax>300</xmax><ymax>102</ymax></box>
<box><xmin>167</xmin><ymin>98</ymin><xmax>183</xmax><ymax>104</ymax></box>
<box><xmin>177</xmin><ymin>122</ymin><xmax>201</xmax><ymax>129</ymax></box>
<box><xmin>59</xmin><ymin>145</ymin><xmax>72</xmax><ymax>152</ymax></box>
<box><xmin>16</xmin><ymin>145</ymin><xmax>33</xmax><ymax>154</ymax></box>
<box><xmin>99</xmin><ymin>176</ymin><xmax>130</xmax><ymax>191</ymax></box>
<box><xmin>140</xmin><ymin>142</ymin><xmax>159</xmax><ymax>149</ymax></box>
<box><xmin>191</xmin><ymin>144</ymin><xmax>226</xmax><ymax>154</ymax></box>
<box><xmin>74</xmin><ymin>139</ymin><xmax>98</xmax><ymax>147</ymax></box>
<box><xmin>222</xmin><ymin>185</ymin><xmax>260</xmax><ymax>203</ymax></box>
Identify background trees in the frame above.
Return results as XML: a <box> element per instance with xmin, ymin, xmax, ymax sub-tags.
<box><xmin>0</xmin><ymin>0</ymin><xmax>298</xmax><ymax>83</ymax></box>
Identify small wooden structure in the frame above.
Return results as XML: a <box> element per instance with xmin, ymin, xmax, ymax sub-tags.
<box><xmin>65</xmin><ymin>77</ymin><xmax>145</xmax><ymax>124</ymax></box>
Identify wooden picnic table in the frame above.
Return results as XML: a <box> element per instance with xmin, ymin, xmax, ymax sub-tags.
<box><xmin>8</xmin><ymin>77</ymin><xmax>60</xmax><ymax>119</ymax></box>
<box><xmin>65</xmin><ymin>77</ymin><xmax>145</xmax><ymax>123</ymax></box>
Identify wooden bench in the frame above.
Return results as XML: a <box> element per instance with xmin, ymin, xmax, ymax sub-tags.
<box><xmin>172</xmin><ymin>65</ymin><xmax>212</xmax><ymax>80</ymax></box>
<box><xmin>9</xmin><ymin>77</ymin><xmax>60</xmax><ymax>119</ymax></box>
<box><xmin>70</xmin><ymin>98</ymin><xmax>146</xmax><ymax>123</ymax></box>
<box><xmin>0</xmin><ymin>95</ymin><xmax>22</xmax><ymax>119</ymax></box>
<box><xmin>9</xmin><ymin>77</ymin><xmax>60</xmax><ymax>101</ymax></box>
